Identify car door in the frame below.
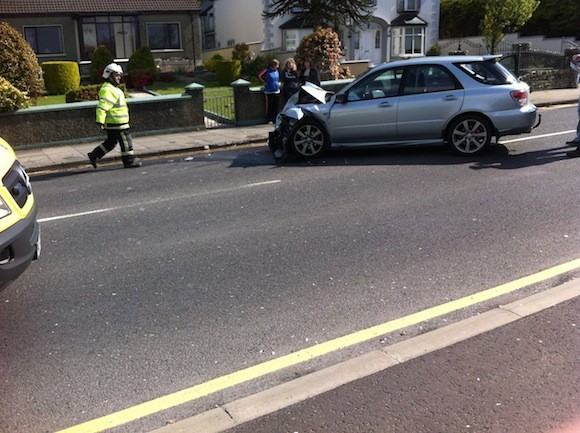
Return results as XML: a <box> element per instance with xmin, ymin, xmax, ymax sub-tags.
<box><xmin>396</xmin><ymin>64</ymin><xmax>464</xmax><ymax>142</ymax></box>
<box><xmin>326</xmin><ymin>67</ymin><xmax>403</xmax><ymax>145</ymax></box>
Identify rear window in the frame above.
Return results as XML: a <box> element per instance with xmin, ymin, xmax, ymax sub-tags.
<box><xmin>455</xmin><ymin>60</ymin><xmax>517</xmax><ymax>85</ymax></box>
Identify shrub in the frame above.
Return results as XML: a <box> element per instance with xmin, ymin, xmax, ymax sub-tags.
<box><xmin>0</xmin><ymin>22</ymin><xmax>44</xmax><ymax>98</ymax></box>
<box><xmin>89</xmin><ymin>45</ymin><xmax>114</xmax><ymax>84</ymax></box>
<box><xmin>127</xmin><ymin>46</ymin><xmax>157</xmax><ymax>88</ymax></box>
<box><xmin>232</xmin><ymin>43</ymin><xmax>251</xmax><ymax>69</ymax></box>
<box><xmin>242</xmin><ymin>53</ymin><xmax>276</xmax><ymax>81</ymax></box>
<box><xmin>296</xmin><ymin>27</ymin><xmax>352</xmax><ymax>81</ymax></box>
<box><xmin>42</xmin><ymin>61</ymin><xmax>81</xmax><ymax>95</ymax></box>
<box><xmin>0</xmin><ymin>76</ymin><xmax>31</xmax><ymax>111</ymax></box>
<box><xmin>214</xmin><ymin>60</ymin><xmax>242</xmax><ymax>85</ymax></box>
<box><xmin>427</xmin><ymin>44</ymin><xmax>441</xmax><ymax>56</ymax></box>
<box><xmin>66</xmin><ymin>83</ymin><xmax>127</xmax><ymax>103</ymax></box>
<box><xmin>204</xmin><ymin>54</ymin><xmax>225</xmax><ymax>72</ymax></box>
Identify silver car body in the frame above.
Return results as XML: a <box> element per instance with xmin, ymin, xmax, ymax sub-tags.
<box><xmin>275</xmin><ymin>56</ymin><xmax>537</xmax><ymax>154</ymax></box>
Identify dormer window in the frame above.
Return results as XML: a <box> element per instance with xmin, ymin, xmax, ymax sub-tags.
<box><xmin>397</xmin><ymin>0</ymin><xmax>421</xmax><ymax>12</ymax></box>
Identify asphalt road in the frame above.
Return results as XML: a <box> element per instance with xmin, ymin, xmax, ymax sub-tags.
<box><xmin>0</xmin><ymin>105</ymin><xmax>579</xmax><ymax>433</ymax></box>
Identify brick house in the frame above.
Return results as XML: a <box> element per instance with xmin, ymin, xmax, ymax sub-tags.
<box><xmin>0</xmin><ymin>0</ymin><xmax>202</xmax><ymax>70</ymax></box>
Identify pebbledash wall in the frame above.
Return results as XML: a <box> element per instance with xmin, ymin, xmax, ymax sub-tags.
<box><xmin>0</xmin><ymin>86</ymin><xmax>205</xmax><ymax>149</ymax></box>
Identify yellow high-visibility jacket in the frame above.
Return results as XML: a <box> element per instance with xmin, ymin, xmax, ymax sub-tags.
<box><xmin>96</xmin><ymin>81</ymin><xmax>129</xmax><ymax>129</ymax></box>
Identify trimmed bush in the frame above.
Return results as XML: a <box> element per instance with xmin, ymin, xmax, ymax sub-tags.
<box><xmin>0</xmin><ymin>76</ymin><xmax>31</xmax><ymax>112</ymax></box>
<box><xmin>42</xmin><ymin>61</ymin><xmax>81</xmax><ymax>95</ymax></box>
<box><xmin>214</xmin><ymin>60</ymin><xmax>242</xmax><ymax>85</ymax></box>
<box><xmin>127</xmin><ymin>46</ymin><xmax>157</xmax><ymax>88</ymax></box>
<box><xmin>0</xmin><ymin>22</ymin><xmax>44</xmax><ymax>97</ymax></box>
<box><xmin>89</xmin><ymin>45</ymin><xmax>114</xmax><ymax>84</ymax></box>
<box><xmin>66</xmin><ymin>83</ymin><xmax>127</xmax><ymax>103</ymax></box>
<box><xmin>204</xmin><ymin>54</ymin><xmax>224</xmax><ymax>72</ymax></box>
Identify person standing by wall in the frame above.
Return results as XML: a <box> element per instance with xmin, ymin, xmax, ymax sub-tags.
<box><xmin>281</xmin><ymin>58</ymin><xmax>300</xmax><ymax>102</ymax></box>
<box><xmin>88</xmin><ymin>63</ymin><xmax>142</xmax><ymax>169</ymax></box>
<box><xmin>566</xmin><ymin>53</ymin><xmax>580</xmax><ymax>158</ymax></box>
<box><xmin>299</xmin><ymin>58</ymin><xmax>321</xmax><ymax>86</ymax></box>
<box><xmin>258</xmin><ymin>59</ymin><xmax>281</xmax><ymax>123</ymax></box>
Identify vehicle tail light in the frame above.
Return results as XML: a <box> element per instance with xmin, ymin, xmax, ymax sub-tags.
<box><xmin>510</xmin><ymin>89</ymin><xmax>528</xmax><ymax>107</ymax></box>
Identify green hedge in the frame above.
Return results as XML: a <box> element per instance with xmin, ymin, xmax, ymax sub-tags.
<box><xmin>66</xmin><ymin>83</ymin><xmax>127</xmax><ymax>103</ymax></box>
<box><xmin>42</xmin><ymin>61</ymin><xmax>80</xmax><ymax>95</ymax></box>
<box><xmin>214</xmin><ymin>60</ymin><xmax>242</xmax><ymax>86</ymax></box>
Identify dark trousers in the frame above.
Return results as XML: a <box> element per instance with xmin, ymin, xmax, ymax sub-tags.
<box><xmin>265</xmin><ymin>93</ymin><xmax>280</xmax><ymax>123</ymax></box>
<box><xmin>92</xmin><ymin>128</ymin><xmax>135</xmax><ymax>164</ymax></box>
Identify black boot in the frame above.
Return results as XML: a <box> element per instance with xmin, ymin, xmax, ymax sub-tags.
<box><xmin>87</xmin><ymin>152</ymin><xmax>98</xmax><ymax>168</ymax></box>
<box><xmin>123</xmin><ymin>157</ymin><xmax>142</xmax><ymax>168</ymax></box>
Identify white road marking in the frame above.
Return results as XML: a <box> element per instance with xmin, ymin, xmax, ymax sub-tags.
<box><xmin>38</xmin><ymin>180</ymin><xmax>282</xmax><ymax>223</ymax></box>
<box><xmin>500</xmin><ymin>129</ymin><xmax>575</xmax><ymax>144</ymax></box>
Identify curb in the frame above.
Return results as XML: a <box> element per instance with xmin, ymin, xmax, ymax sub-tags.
<box><xmin>148</xmin><ymin>278</ymin><xmax>579</xmax><ymax>433</ymax></box>
<box><xmin>25</xmin><ymin>138</ymin><xmax>268</xmax><ymax>174</ymax></box>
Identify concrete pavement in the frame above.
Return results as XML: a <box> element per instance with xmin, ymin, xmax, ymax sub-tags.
<box><xmin>13</xmin><ymin>87</ymin><xmax>579</xmax><ymax>174</ymax></box>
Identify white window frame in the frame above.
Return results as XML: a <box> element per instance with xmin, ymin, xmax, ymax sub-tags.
<box><xmin>284</xmin><ymin>29</ymin><xmax>299</xmax><ymax>51</ymax></box>
<box><xmin>146</xmin><ymin>22</ymin><xmax>182</xmax><ymax>52</ymax></box>
<box><xmin>23</xmin><ymin>25</ymin><xmax>65</xmax><ymax>57</ymax></box>
<box><xmin>397</xmin><ymin>0</ymin><xmax>421</xmax><ymax>12</ymax></box>
<box><xmin>392</xmin><ymin>26</ymin><xmax>425</xmax><ymax>57</ymax></box>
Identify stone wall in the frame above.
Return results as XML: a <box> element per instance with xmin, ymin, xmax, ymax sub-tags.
<box><xmin>0</xmin><ymin>89</ymin><xmax>205</xmax><ymax>149</ymax></box>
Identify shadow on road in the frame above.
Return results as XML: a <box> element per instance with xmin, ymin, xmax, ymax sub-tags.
<box><xmin>228</xmin><ymin>143</ymin><xmax>573</xmax><ymax>170</ymax></box>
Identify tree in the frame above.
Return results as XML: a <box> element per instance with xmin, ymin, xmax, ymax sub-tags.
<box><xmin>0</xmin><ymin>22</ymin><xmax>44</xmax><ymax>98</ymax></box>
<box><xmin>520</xmin><ymin>0</ymin><xmax>580</xmax><ymax>39</ymax></box>
<box><xmin>263</xmin><ymin>0</ymin><xmax>375</xmax><ymax>29</ymax></box>
<box><xmin>439</xmin><ymin>0</ymin><xmax>485</xmax><ymax>39</ymax></box>
<box><xmin>295</xmin><ymin>27</ymin><xmax>352</xmax><ymax>80</ymax></box>
<box><xmin>481</xmin><ymin>0</ymin><xmax>539</xmax><ymax>54</ymax></box>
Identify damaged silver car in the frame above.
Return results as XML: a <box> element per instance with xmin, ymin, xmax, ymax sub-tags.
<box><xmin>269</xmin><ymin>56</ymin><xmax>539</xmax><ymax>159</ymax></box>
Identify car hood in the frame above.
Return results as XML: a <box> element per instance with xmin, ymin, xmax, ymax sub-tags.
<box><xmin>300</xmin><ymin>82</ymin><xmax>333</xmax><ymax>104</ymax></box>
<box><xmin>278</xmin><ymin>83</ymin><xmax>334</xmax><ymax>123</ymax></box>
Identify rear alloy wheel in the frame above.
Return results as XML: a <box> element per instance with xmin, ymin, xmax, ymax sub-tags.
<box><xmin>289</xmin><ymin>119</ymin><xmax>328</xmax><ymax>159</ymax></box>
<box><xmin>446</xmin><ymin>115</ymin><xmax>492</xmax><ymax>156</ymax></box>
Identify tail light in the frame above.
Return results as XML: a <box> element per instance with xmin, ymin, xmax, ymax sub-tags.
<box><xmin>510</xmin><ymin>89</ymin><xmax>528</xmax><ymax>107</ymax></box>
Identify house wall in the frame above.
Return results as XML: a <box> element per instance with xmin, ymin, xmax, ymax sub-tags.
<box><xmin>2</xmin><ymin>17</ymin><xmax>79</xmax><ymax>62</ymax></box>
<box><xmin>212</xmin><ymin>0</ymin><xmax>264</xmax><ymax>49</ymax></box>
<box><xmin>2</xmin><ymin>13</ymin><xmax>202</xmax><ymax>67</ymax></box>
<box><xmin>138</xmin><ymin>13</ymin><xmax>201</xmax><ymax>66</ymax></box>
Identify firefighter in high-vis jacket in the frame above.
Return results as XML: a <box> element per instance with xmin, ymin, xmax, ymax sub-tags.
<box><xmin>88</xmin><ymin>63</ymin><xmax>142</xmax><ymax>169</ymax></box>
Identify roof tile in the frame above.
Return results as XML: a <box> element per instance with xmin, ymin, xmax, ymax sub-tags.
<box><xmin>0</xmin><ymin>0</ymin><xmax>201</xmax><ymax>15</ymax></box>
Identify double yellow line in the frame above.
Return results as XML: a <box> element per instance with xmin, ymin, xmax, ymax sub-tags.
<box><xmin>56</xmin><ymin>258</ymin><xmax>580</xmax><ymax>433</ymax></box>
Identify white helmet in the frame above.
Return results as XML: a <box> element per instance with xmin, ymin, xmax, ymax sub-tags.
<box><xmin>102</xmin><ymin>62</ymin><xmax>123</xmax><ymax>79</ymax></box>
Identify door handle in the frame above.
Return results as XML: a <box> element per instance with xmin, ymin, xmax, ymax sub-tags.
<box><xmin>379</xmin><ymin>102</ymin><xmax>392</xmax><ymax>107</ymax></box>
<box><xmin>444</xmin><ymin>95</ymin><xmax>458</xmax><ymax>101</ymax></box>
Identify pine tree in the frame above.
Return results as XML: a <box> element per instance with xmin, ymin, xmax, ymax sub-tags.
<box><xmin>263</xmin><ymin>0</ymin><xmax>375</xmax><ymax>29</ymax></box>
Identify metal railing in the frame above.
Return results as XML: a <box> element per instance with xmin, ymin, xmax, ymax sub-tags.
<box><xmin>203</xmin><ymin>94</ymin><xmax>235</xmax><ymax>128</ymax></box>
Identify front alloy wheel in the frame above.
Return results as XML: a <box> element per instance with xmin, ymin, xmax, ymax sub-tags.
<box><xmin>447</xmin><ymin>116</ymin><xmax>492</xmax><ymax>156</ymax></box>
<box><xmin>289</xmin><ymin>119</ymin><xmax>328</xmax><ymax>159</ymax></box>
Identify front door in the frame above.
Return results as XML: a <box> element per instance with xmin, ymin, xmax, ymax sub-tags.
<box><xmin>354</xmin><ymin>26</ymin><xmax>383</xmax><ymax>66</ymax></box>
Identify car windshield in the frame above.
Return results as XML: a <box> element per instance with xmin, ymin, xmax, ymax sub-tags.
<box><xmin>455</xmin><ymin>60</ymin><xmax>517</xmax><ymax>85</ymax></box>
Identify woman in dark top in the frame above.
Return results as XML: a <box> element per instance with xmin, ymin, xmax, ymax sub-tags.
<box><xmin>299</xmin><ymin>58</ymin><xmax>321</xmax><ymax>86</ymax></box>
<box><xmin>281</xmin><ymin>58</ymin><xmax>300</xmax><ymax>101</ymax></box>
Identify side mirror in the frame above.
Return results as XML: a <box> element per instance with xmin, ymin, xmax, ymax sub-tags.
<box><xmin>335</xmin><ymin>93</ymin><xmax>347</xmax><ymax>103</ymax></box>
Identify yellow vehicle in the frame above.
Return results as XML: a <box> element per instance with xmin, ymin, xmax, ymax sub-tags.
<box><xmin>0</xmin><ymin>137</ymin><xmax>40</xmax><ymax>290</ymax></box>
